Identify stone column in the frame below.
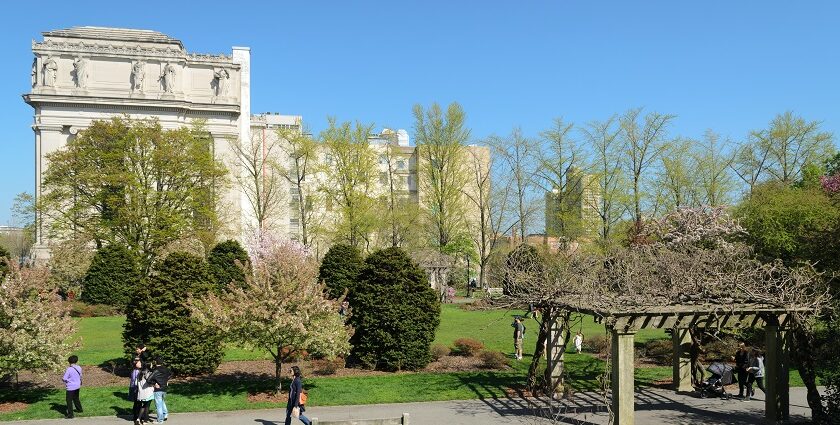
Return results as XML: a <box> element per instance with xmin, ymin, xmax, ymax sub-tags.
<box><xmin>547</xmin><ymin>314</ymin><xmax>567</xmax><ymax>397</ymax></box>
<box><xmin>611</xmin><ymin>330</ymin><xmax>636</xmax><ymax>425</ymax></box>
<box><xmin>672</xmin><ymin>328</ymin><xmax>693</xmax><ymax>392</ymax></box>
<box><xmin>32</xmin><ymin>124</ymin><xmax>66</xmax><ymax>263</ymax></box>
<box><xmin>765</xmin><ymin>320</ymin><xmax>790</xmax><ymax>422</ymax></box>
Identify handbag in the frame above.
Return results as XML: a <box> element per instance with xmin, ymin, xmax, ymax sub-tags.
<box><xmin>299</xmin><ymin>390</ymin><xmax>308</xmax><ymax>406</ymax></box>
<box><xmin>291</xmin><ymin>406</ymin><xmax>300</xmax><ymax>418</ymax></box>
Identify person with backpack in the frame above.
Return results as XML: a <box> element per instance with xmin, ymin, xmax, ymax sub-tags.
<box><xmin>285</xmin><ymin>366</ymin><xmax>310</xmax><ymax>425</ymax></box>
<box><xmin>149</xmin><ymin>356</ymin><xmax>172</xmax><ymax>423</ymax></box>
<box><xmin>62</xmin><ymin>355</ymin><xmax>83</xmax><ymax>419</ymax></box>
<box><xmin>135</xmin><ymin>363</ymin><xmax>155</xmax><ymax>425</ymax></box>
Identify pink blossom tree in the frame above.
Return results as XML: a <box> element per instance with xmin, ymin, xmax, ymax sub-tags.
<box><xmin>190</xmin><ymin>232</ymin><xmax>351</xmax><ymax>393</ymax></box>
<box><xmin>0</xmin><ymin>264</ymin><xmax>77</xmax><ymax>385</ymax></box>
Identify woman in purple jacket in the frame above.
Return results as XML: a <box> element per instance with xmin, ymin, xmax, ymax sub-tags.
<box><xmin>62</xmin><ymin>355</ymin><xmax>83</xmax><ymax>418</ymax></box>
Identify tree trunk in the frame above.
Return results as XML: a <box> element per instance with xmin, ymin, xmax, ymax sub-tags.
<box><xmin>527</xmin><ymin>308</ymin><xmax>549</xmax><ymax>392</ymax></box>
<box><xmin>273</xmin><ymin>344</ymin><xmax>284</xmax><ymax>395</ymax></box>
<box><xmin>791</xmin><ymin>325</ymin><xmax>826</xmax><ymax>423</ymax></box>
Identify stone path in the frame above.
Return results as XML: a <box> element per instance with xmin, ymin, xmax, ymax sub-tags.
<box><xmin>4</xmin><ymin>387</ymin><xmax>815</xmax><ymax>424</ymax></box>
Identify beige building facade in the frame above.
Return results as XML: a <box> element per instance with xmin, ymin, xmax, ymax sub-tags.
<box><xmin>25</xmin><ymin>27</ymin><xmax>489</xmax><ymax>262</ymax></box>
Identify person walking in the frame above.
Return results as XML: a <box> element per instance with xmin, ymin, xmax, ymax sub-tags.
<box><xmin>689</xmin><ymin>328</ymin><xmax>705</xmax><ymax>386</ymax></box>
<box><xmin>511</xmin><ymin>317</ymin><xmax>526</xmax><ymax>360</ymax></box>
<box><xmin>284</xmin><ymin>366</ymin><xmax>311</xmax><ymax>425</ymax></box>
<box><xmin>745</xmin><ymin>349</ymin><xmax>766</xmax><ymax>401</ymax></box>
<box><xmin>135</xmin><ymin>363</ymin><xmax>155</xmax><ymax>425</ymax></box>
<box><xmin>129</xmin><ymin>358</ymin><xmax>144</xmax><ymax>422</ymax></box>
<box><xmin>734</xmin><ymin>342</ymin><xmax>750</xmax><ymax>399</ymax></box>
<box><xmin>149</xmin><ymin>356</ymin><xmax>172</xmax><ymax>423</ymax></box>
<box><xmin>574</xmin><ymin>331</ymin><xmax>584</xmax><ymax>354</ymax></box>
<box><xmin>62</xmin><ymin>355</ymin><xmax>83</xmax><ymax>419</ymax></box>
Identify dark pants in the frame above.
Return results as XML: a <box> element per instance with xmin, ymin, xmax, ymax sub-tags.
<box><xmin>284</xmin><ymin>406</ymin><xmax>311</xmax><ymax>425</ymax></box>
<box><xmin>137</xmin><ymin>400</ymin><xmax>152</xmax><ymax>422</ymax></box>
<box><xmin>65</xmin><ymin>389</ymin><xmax>82</xmax><ymax>417</ymax></box>
<box><xmin>748</xmin><ymin>375</ymin><xmax>766</xmax><ymax>395</ymax></box>
<box><xmin>737</xmin><ymin>369</ymin><xmax>749</xmax><ymax>396</ymax></box>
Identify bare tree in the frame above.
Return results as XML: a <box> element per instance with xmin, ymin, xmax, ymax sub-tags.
<box><xmin>731</xmin><ymin>134</ymin><xmax>771</xmax><ymax>195</ymax></box>
<box><xmin>276</xmin><ymin>125</ymin><xmax>320</xmax><ymax>248</ymax></box>
<box><xmin>463</xmin><ymin>144</ymin><xmax>515</xmax><ymax>289</ymax></box>
<box><xmin>619</xmin><ymin>108</ymin><xmax>675</xmax><ymax>226</ymax></box>
<box><xmin>229</xmin><ymin>131</ymin><xmax>285</xmax><ymax>233</ymax></box>
<box><xmin>493</xmin><ymin>127</ymin><xmax>541</xmax><ymax>241</ymax></box>
<box><xmin>752</xmin><ymin>111</ymin><xmax>834</xmax><ymax>185</ymax></box>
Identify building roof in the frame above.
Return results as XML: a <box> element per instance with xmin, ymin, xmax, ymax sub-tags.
<box><xmin>42</xmin><ymin>26</ymin><xmax>183</xmax><ymax>48</ymax></box>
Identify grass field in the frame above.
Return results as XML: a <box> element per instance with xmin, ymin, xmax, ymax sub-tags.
<box><xmin>0</xmin><ymin>303</ymin><xmax>807</xmax><ymax>421</ymax></box>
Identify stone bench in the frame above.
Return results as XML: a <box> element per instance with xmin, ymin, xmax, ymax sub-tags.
<box><xmin>310</xmin><ymin>413</ymin><xmax>410</xmax><ymax>425</ymax></box>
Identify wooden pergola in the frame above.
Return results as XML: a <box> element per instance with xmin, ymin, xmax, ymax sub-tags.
<box><xmin>546</xmin><ymin>302</ymin><xmax>808</xmax><ymax>425</ymax></box>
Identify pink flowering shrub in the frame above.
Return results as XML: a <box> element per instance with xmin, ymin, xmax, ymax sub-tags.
<box><xmin>821</xmin><ymin>174</ymin><xmax>840</xmax><ymax>196</ymax></box>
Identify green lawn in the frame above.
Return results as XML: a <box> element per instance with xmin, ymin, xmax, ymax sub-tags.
<box><xmin>0</xmin><ymin>304</ymin><xmax>806</xmax><ymax>421</ymax></box>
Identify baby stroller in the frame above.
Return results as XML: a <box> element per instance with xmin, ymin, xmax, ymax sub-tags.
<box><xmin>696</xmin><ymin>362</ymin><xmax>735</xmax><ymax>399</ymax></box>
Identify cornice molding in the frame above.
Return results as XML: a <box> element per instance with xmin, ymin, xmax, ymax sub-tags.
<box><xmin>32</xmin><ymin>40</ymin><xmax>238</xmax><ymax>67</ymax></box>
<box><xmin>23</xmin><ymin>93</ymin><xmax>240</xmax><ymax>116</ymax></box>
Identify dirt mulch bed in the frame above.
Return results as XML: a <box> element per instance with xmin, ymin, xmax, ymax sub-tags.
<box><xmin>246</xmin><ymin>391</ymin><xmax>288</xmax><ymax>404</ymax></box>
<box><xmin>0</xmin><ymin>402</ymin><xmax>29</xmax><ymax>413</ymax></box>
<box><xmin>15</xmin><ymin>355</ymin><xmax>510</xmax><ymax>390</ymax></box>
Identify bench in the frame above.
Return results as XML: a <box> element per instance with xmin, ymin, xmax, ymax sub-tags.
<box><xmin>486</xmin><ymin>287</ymin><xmax>503</xmax><ymax>297</ymax></box>
<box><xmin>311</xmin><ymin>413</ymin><xmax>409</xmax><ymax>425</ymax></box>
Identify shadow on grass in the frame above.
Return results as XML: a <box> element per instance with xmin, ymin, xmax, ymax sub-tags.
<box><xmin>0</xmin><ymin>384</ymin><xmax>55</xmax><ymax>405</ymax></box>
<box><xmin>173</xmin><ymin>374</ymin><xmax>279</xmax><ymax>399</ymax></box>
<box><xmin>98</xmin><ymin>357</ymin><xmax>131</xmax><ymax>378</ymax></box>
<box><xmin>109</xmin><ymin>390</ymin><xmax>133</xmax><ymax>417</ymax></box>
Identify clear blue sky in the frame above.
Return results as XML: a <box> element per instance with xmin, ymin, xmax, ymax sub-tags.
<box><xmin>1</xmin><ymin>1</ymin><xmax>838</xmax><ymax>223</ymax></box>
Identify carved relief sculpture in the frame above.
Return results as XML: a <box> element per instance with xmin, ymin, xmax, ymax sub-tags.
<box><xmin>72</xmin><ymin>57</ymin><xmax>88</xmax><ymax>88</ymax></box>
<box><xmin>160</xmin><ymin>62</ymin><xmax>176</xmax><ymax>93</ymax></box>
<box><xmin>31</xmin><ymin>58</ymin><xmax>37</xmax><ymax>87</ymax></box>
<box><xmin>131</xmin><ymin>60</ymin><xmax>146</xmax><ymax>92</ymax></box>
<box><xmin>43</xmin><ymin>56</ymin><xmax>57</xmax><ymax>87</ymax></box>
<box><xmin>213</xmin><ymin>68</ymin><xmax>230</xmax><ymax>97</ymax></box>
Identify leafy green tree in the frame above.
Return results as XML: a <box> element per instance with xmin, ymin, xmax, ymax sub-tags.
<box><xmin>123</xmin><ymin>252</ymin><xmax>223</xmax><ymax>376</ymax></box>
<box><xmin>736</xmin><ymin>183</ymin><xmax>840</xmax><ymax>272</ymax></box>
<box><xmin>319</xmin><ymin>119</ymin><xmax>379</xmax><ymax>249</ymax></box>
<box><xmin>318</xmin><ymin>243</ymin><xmax>363</xmax><ymax>299</ymax></box>
<box><xmin>207</xmin><ymin>240</ymin><xmax>249</xmax><ymax>291</ymax></box>
<box><xmin>348</xmin><ymin>247</ymin><xmax>440</xmax><ymax>371</ymax></box>
<box><xmin>414</xmin><ymin>102</ymin><xmax>470</xmax><ymax>249</ymax></box>
<box><xmin>82</xmin><ymin>244</ymin><xmax>140</xmax><ymax>308</ymax></box>
<box><xmin>41</xmin><ymin>117</ymin><xmax>227</xmax><ymax>275</ymax></box>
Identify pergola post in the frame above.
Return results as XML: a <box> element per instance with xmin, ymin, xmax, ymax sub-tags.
<box><xmin>671</xmin><ymin>328</ymin><xmax>693</xmax><ymax>392</ymax></box>
<box><xmin>765</xmin><ymin>319</ymin><xmax>790</xmax><ymax>422</ymax></box>
<box><xmin>547</xmin><ymin>314</ymin><xmax>568</xmax><ymax>397</ymax></box>
<box><xmin>611</xmin><ymin>329</ymin><xmax>636</xmax><ymax>425</ymax></box>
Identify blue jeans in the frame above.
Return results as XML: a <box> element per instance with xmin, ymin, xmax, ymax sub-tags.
<box><xmin>284</xmin><ymin>406</ymin><xmax>311</xmax><ymax>425</ymax></box>
<box><xmin>154</xmin><ymin>391</ymin><xmax>168</xmax><ymax>422</ymax></box>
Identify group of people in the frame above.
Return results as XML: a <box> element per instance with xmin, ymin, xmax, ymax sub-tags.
<box><xmin>129</xmin><ymin>344</ymin><xmax>172</xmax><ymax>424</ymax></box>
<box><xmin>734</xmin><ymin>342</ymin><xmax>766</xmax><ymax>402</ymax></box>
<box><xmin>510</xmin><ymin>315</ymin><xmax>586</xmax><ymax>361</ymax></box>
<box><xmin>60</xmin><ymin>344</ymin><xmax>171</xmax><ymax>423</ymax></box>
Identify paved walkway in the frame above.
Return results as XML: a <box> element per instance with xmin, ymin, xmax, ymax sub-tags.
<box><xmin>4</xmin><ymin>387</ymin><xmax>814</xmax><ymax>424</ymax></box>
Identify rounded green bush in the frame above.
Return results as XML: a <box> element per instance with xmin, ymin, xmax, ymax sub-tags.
<box><xmin>348</xmin><ymin>247</ymin><xmax>440</xmax><ymax>371</ymax></box>
<box><xmin>122</xmin><ymin>251</ymin><xmax>223</xmax><ymax>376</ymax></box>
<box><xmin>81</xmin><ymin>244</ymin><xmax>140</xmax><ymax>308</ymax></box>
<box><xmin>318</xmin><ymin>243</ymin><xmax>363</xmax><ymax>299</ymax></box>
<box><xmin>207</xmin><ymin>239</ymin><xmax>249</xmax><ymax>291</ymax></box>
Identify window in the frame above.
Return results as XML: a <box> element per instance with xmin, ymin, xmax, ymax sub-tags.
<box><xmin>379</xmin><ymin>154</ymin><xmax>387</xmax><ymax>165</ymax></box>
<box><xmin>379</xmin><ymin>172</ymin><xmax>388</xmax><ymax>185</ymax></box>
<box><xmin>324</xmin><ymin>153</ymin><xmax>333</xmax><ymax>165</ymax></box>
<box><xmin>397</xmin><ymin>159</ymin><xmax>407</xmax><ymax>170</ymax></box>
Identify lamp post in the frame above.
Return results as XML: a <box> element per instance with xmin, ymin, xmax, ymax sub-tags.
<box><xmin>466</xmin><ymin>254</ymin><xmax>471</xmax><ymax>298</ymax></box>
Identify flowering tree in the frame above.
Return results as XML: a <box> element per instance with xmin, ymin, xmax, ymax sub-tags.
<box><xmin>0</xmin><ymin>264</ymin><xmax>77</xmax><ymax>384</ymax></box>
<box><xmin>190</xmin><ymin>232</ymin><xmax>351</xmax><ymax>393</ymax></box>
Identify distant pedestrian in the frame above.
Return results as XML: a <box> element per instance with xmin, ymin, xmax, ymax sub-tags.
<box><xmin>734</xmin><ymin>342</ymin><xmax>750</xmax><ymax>399</ymax></box>
<box><xmin>512</xmin><ymin>317</ymin><xmax>526</xmax><ymax>360</ymax></box>
<box><xmin>574</xmin><ymin>331</ymin><xmax>584</xmax><ymax>354</ymax></box>
<box><xmin>149</xmin><ymin>356</ymin><xmax>172</xmax><ymax>423</ymax></box>
<box><xmin>135</xmin><ymin>363</ymin><xmax>155</xmax><ymax>425</ymax></box>
<box><xmin>129</xmin><ymin>357</ymin><xmax>144</xmax><ymax>422</ymax></box>
<box><xmin>285</xmin><ymin>366</ymin><xmax>311</xmax><ymax>425</ymax></box>
<box><xmin>689</xmin><ymin>328</ymin><xmax>705</xmax><ymax>386</ymax></box>
<box><xmin>446</xmin><ymin>286</ymin><xmax>456</xmax><ymax>303</ymax></box>
<box><xmin>338</xmin><ymin>300</ymin><xmax>350</xmax><ymax>319</ymax></box>
<box><xmin>62</xmin><ymin>355</ymin><xmax>83</xmax><ymax>419</ymax></box>
<box><xmin>745</xmin><ymin>349</ymin><xmax>766</xmax><ymax>401</ymax></box>
<box><xmin>136</xmin><ymin>343</ymin><xmax>152</xmax><ymax>367</ymax></box>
